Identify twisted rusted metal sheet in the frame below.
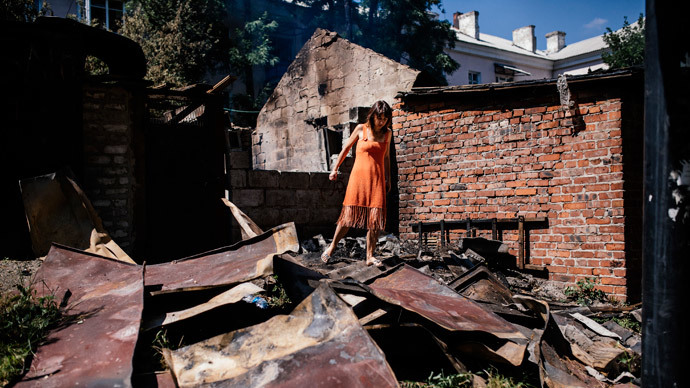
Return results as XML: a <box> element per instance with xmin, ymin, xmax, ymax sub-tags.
<box><xmin>16</xmin><ymin>244</ymin><xmax>143</xmax><ymax>387</ymax></box>
<box><xmin>19</xmin><ymin>171</ymin><xmax>135</xmax><ymax>264</ymax></box>
<box><xmin>165</xmin><ymin>283</ymin><xmax>399</xmax><ymax>387</ymax></box>
<box><xmin>368</xmin><ymin>264</ymin><xmax>528</xmax><ymax>366</ymax></box>
<box><xmin>145</xmin><ymin>222</ymin><xmax>299</xmax><ymax>294</ymax></box>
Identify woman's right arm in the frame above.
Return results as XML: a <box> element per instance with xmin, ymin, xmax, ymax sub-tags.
<box><xmin>329</xmin><ymin>124</ymin><xmax>362</xmax><ymax>181</ymax></box>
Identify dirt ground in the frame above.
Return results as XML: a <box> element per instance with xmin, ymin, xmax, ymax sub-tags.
<box><xmin>0</xmin><ymin>259</ymin><xmax>42</xmax><ymax>298</ymax></box>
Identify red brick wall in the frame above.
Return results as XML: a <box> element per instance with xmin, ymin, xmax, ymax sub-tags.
<box><xmin>393</xmin><ymin>85</ymin><xmax>639</xmax><ymax>300</ymax></box>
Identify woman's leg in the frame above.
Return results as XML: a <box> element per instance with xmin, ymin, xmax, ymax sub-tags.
<box><xmin>366</xmin><ymin>228</ymin><xmax>379</xmax><ymax>263</ymax></box>
<box><xmin>325</xmin><ymin>223</ymin><xmax>349</xmax><ymax>257</ymax></box>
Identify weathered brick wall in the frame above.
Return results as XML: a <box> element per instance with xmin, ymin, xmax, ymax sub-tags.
<box><xmin>228</xmin><ymin>149</ymin><xmax>350</xmax><ymax>240</ymax></box>
<box><xmin>393</xmin><ymin>77</ymin><xmax>642</xmax><ymax>300</ymax></box>
<box><xmin>253</xmin><ymin>28</ymin><xmax>420</xmax><ymax>172</ymax></box>
<box><xmin>82</xmin><ymin>83</ymin><xmax>137</xmax><ymax>251</ymax></box>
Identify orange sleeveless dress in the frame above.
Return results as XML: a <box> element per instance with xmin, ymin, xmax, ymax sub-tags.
<box><xmin>336</xmin><ymin>124</ymin><xmax>388</xmax><ymax>230</ymax></box>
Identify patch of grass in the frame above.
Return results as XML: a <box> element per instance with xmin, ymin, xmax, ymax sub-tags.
<box><xmin>613</xmin><ymin>315</ymin><xmax>641</xmax><ymax>333</ymax></box>
<box><xmin>267</xmin><ymin>276</ymin><xmax>292</xmax><ymax>309</ymax></box>
<box><xmin>400</xmin><ymin>370</ymin><xmax>474</xmax><ymax>388</ymax></box>
<box><xmin>0</xmin><ymin>284</ymin><xmax>61</xmax><ymax>386</ymax></box>
<box><xmin>484</xmin><ymin>367</ymin><xmax>535</xmax><ymax>388</ymax></box>
<box><xmin>400</xmin><ymin>368</ymin><xmax>535</xmax><ymax>388</ymax></box>
<box><xmin>564</xmin><ymin>278</ymin><xmax>608</xmax><ymax>306</ymax></box>
<box><xmin>152</xmin><ymin>329</ymin><xmax>172</xmax><ymax>369</ymax></box>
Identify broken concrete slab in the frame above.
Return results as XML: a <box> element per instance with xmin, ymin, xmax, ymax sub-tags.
<box><xmin>17</xmin><ymin>244</ymin><xmax>143</xmax><ymax>387</ymax></box>
<box><xmin>164</xmin><ymin>283</ymin><xmax>399</xmax><ymax>387</ymax></box>
<box><xmin>19</xmin><ymin>170</ymin><xmax>135</xmax><ymax>264</ymax></box>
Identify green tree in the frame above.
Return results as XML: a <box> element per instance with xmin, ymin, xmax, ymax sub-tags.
<box><xmin>602</xmin><ymin>14</ymin><xmax>645</xmax><ymax>69</ymax></box>
<box><xmin>299</xmin><ymin>0</ymin><xmax>459</xmax><ymax>85</ymax></box>
<box><xmin>229</xmin><ymin>12</ymin><xmax>279</xmax><ymax>99</ymax></box>
<box><xmin>121</xmin><ymin>0</ymin><xmax>229</xmax><ymax>86</ymax></box>
<box><xmin>1</xmin><ymin>0</ymin><xmax>52</xmax><ymax>22</ymax></box>
<box><xmin>227</xmin><ymin>12</ymin><xmax>279</xmax><ymax>126</ymax></box>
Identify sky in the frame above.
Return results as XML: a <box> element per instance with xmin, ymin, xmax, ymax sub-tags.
<box><xmin>436</xmin><ymin>0</ymin><xmax>645</xmax><ymax>50</ymax></box>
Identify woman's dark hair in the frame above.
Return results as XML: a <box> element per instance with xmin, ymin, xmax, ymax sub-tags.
<box><xmin>367</xmin><ymin>100</ymin><xmax>393</xmax><ymax>132</ymax></box>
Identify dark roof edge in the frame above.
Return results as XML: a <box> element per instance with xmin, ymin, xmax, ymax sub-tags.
<box><xmin>396</xmin><ymin>68</ymin><xmax>641</xmax><ymax>99</ymax></box>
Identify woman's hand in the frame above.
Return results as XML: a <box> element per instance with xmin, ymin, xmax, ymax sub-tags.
<box><xmin>386</xmin><ymin>179</ymin><xmax>392</xmax><ymax>192</ymax></box>
<box><xmin>329</xmin><ymin>171</ymin><xmax>338</xmax><ymax>181</ymax></box>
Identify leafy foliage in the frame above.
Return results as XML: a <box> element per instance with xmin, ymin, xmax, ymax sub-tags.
<box><xmin>0</xmin><ymin>0</ymin><xmax>52</xmax><ymax>22</ymax></box>
<box><xmin>121</xmin><ymin>0</ymin><xmax>229</xmax><ymax>86</ymax></box>
<box><xmin>564</xmin><ymin>278</ymin><xmax>608</xmax><ymax>306</ymax></box>
<box><xmin>616</xmin><ymin>351</ymin><xmax>640</xmax><ymax>375</ymax></box>
<box><xmin>267</xmin><ymin>275</ymin><xmax>292</xmax><ymax>310</ymax></box>
<box><xmin>298</xmin><ymin>0</ymin><xmax>459</xmax><ymax>85</ymax></box>
<box><xmin>228</xmin><ymin>11</ymin><xmax>280</xmax><ymax>121</ymax></box>
<box><xmin>229</xmin><ymin>12</ymin><xmax>279</xmax><ymax>77</ymax></box>
<box><xmin>602</xmin><ymin>14</ymin><xmax>645</xmax><ymax>69</ymax></box>
<box><xmin>0</xmin><ymin>285</ymin><xmax>61</xmax><ymax>386</ymax></box>
<box><xmin>613</xmin><ymin>315</ymin><xmax>641</xmax><ymax>333</ymax></box>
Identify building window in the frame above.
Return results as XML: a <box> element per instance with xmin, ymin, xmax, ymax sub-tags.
<box><xmin>496</xmin><ymin>76</ymin><xmax>514</xmax><ymax>83</ymax></box>
<box><xmin>86</xmin><ymin>0</ymin><xmax>125</xmax><ymax>32</ymax></box>
<box><xmin>468</xmin><ymin>71</ymin><xmax>481</xmax><ymax>85</ymax></box>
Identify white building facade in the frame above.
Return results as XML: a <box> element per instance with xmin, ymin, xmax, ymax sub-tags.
<box><xmin>446</xmin><ymin>11</ymin><xmax>610</xmax><ymax>86</ymax></box>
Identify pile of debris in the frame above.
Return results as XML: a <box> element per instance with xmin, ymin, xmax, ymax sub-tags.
<box><xmin>12</xmin><ymin>177</ymin><xmax>641</xmax><ymax>386</ymax></box>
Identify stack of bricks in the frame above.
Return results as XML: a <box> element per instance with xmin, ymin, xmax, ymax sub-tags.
<box><xmin>228</xmin><ymin>149</ymin><xmax>351</xmax><ymax>240</ymax></box>
<box><xmin>82</xmin><ymin>83</ymin><xmax>136</xmax><ymax>251</ymax></box>
<box><xmin>393</xmin><ymin>94</ymin><xmax>632</xmax><ymax>299</ymax></box>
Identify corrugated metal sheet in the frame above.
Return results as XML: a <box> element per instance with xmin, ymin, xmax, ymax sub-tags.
<box><xmin>368</xmin><ymin>264</ymin><xmax>528</xmax><ymax>366</ymax></box>
<box><xmin>145</xmin><ymin>222</ymin><xmax>299</xmax><ymax>294</ymax></box>
<box><xmin>165</xmin><ymin>283</ymin><xmax>399</xmax><ymax>388</ymax></box>
<box><xmin>16</xmin><ymin>244</ymin><xmax>143</xmax><ymax>387</ymax></box>
<box><xmin>19</xmin><ymin>171</ymin><xmax>135</xmax><ymax>264</ymax></box>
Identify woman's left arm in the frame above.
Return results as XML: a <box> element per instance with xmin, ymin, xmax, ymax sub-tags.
<box><xmin>385</xmin><ymin>130</ymin><xmax>392</xmax><ymax>192</ymax></box>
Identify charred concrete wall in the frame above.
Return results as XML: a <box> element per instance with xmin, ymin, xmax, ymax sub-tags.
<box><xmin>82</xmin><ymin>82</ymin><xmax>139</xmax><ymax>251</ymax></box>
<box><xmin>393</xmin><ymin>72</ymin><xmax>643</xmax><ymax>300</ymax></box>
<box><xmin>228</xmin><ymin>146</ymin><xmax>351</xmax><ymax>240</ymax></box>
<box><xmin>253</xmin><ymin>29</ymin><xmax>420</xmax><ymax>172</ymax></box>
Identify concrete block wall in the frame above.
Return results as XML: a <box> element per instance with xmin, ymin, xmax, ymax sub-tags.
<box><xmin>393</xmin><ymin>91</ymin><xmax>638</xmax><ymax>300</ymax></box>
<box><xmin>228</xmin><ymin>149</ymin><xmax>351</xmax><ymax>240</ymax></box>
<box><xmin>82</xmin><ymin>83</ymin><xmax>136</xmax><ymax>251</ymax></box>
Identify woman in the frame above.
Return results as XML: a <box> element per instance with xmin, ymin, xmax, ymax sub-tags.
<box><xmin>321</xmin><ymin>100</ymin><xmax>392</xmax><ymax>267</ymax></box>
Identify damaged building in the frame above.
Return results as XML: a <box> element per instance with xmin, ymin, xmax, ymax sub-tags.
<box><xmin>252</xmin><ymin>28</ymin><xmax>422</xmax><ymax>172</ymax></box>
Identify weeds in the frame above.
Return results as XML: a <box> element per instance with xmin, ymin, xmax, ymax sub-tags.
<box><xmin>613</xmin><ymin>315</ymin><xmax>641</xmax><ymax>333</ymax></box>
<box><xmin>484</xmin><ymin>367</ymin><xmax>535</xmax><ymax>388</ymax></box>
<box><xmin>400</xmin><ymin>370</ymin><xmax>473</xmax><ymax>388</ymax></box>
<box><xmin>152</xmin><ymin>329</ymin><xmax>172</xmax><ymax>369</ymax></box>
<box><xmin>616</xmin><ymin>351</ymin><xmax>640</xmax><ymax>375</ymax></box>
<box><xmin>564</xmin><ymin>278</ymin><xmax>608</xmax><ymax>306</ymax></box>
<box><xmin>0</xmin><ymin>284</ymin><xmax>61</xmax><ymax>385</ymax></box>
<box><xmin>267</xmin><ymin>276</ymin><xmax>292</xmax><ymax>309</ymax></box>
<box><xmin>400</xmin><ymin>368</ymin><xmax>534</xmax><ymax>388</ymax></box>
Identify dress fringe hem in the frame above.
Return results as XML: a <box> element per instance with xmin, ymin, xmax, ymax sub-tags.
<box><xmin>336</xmin><ymin>205</ymin><xmax>385</xmax><ymax>230</ymax></box>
